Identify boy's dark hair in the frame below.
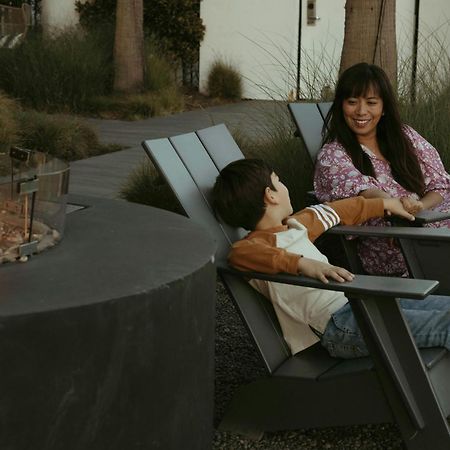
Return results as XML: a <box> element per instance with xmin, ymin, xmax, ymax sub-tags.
<box><xmin>212</xmin><ymin>158</ymin><xmax>275</xmax><ymax>230</ymax></box>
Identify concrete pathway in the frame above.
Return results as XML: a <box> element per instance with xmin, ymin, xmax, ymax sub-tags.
<box><xmin>69</xmin><ymin>100</ymin><xmax>285</xmax><ymax>198</ymax></box>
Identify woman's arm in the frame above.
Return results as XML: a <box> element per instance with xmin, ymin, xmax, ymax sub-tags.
<box><xmin>401</xmin><ymin>191</ymin><xmax>444</xmax><ymax>214</ymax></box>
<box><xmin>420</xmin><ymin>191</ymin><xmax>444</xmax><ymax>209</ymax></box>
<box><xmin>314</xmin><ymin>143</ymin><xmax>379</xmax><ymax>202</ymax></box>
<box><xmin>359</xmin><ymin>188</ymin><xmax>392</xmax><ymax>199</ymax></box>
<box><xmin>404</xmin><ymin>126</ymin><xmax>450</xmax><ymax>202</ymax></box>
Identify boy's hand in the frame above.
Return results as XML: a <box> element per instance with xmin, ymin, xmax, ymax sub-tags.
<box><xmin>400</xmin><ymin>197</ymin><xmax>424</xmax><ymax>214</ymax></box>
<box><xmin>383</xmin><ymin>198</ymin><xmax>415</xmax><ymax>221</ymax></box>
<box><xmin>298</xmin><ymin>257</ymin><xmax>354</xmax><ymax>284</ymax></box>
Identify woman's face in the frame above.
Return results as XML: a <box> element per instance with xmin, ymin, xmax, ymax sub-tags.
<box><xmin>342</xmin><ymin>87</ymin><xmax>384</xmax><ymax>142</ymax></box>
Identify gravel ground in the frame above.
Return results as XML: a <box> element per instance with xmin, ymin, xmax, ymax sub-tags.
<box><xmin>212</xmin><ymin>281</ymin><xmax>404</xmax><ymax>450</ymax></box>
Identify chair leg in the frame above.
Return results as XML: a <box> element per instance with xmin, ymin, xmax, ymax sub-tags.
<box><xmin>349</xmin><ymin>296</ymin><xmax>450</xmax><ymax>450</ymax></box>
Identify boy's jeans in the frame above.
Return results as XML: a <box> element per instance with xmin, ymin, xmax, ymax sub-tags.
<box><xmin>321</xmin><ymin>295</ymin><xmax>450</xmax><ymax>359</ymax></box>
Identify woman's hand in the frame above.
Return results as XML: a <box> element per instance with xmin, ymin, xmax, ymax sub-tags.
<box><xmin>298</xmin><ymin>257</ymin><xmax>354</xmax><ymax>284</ymax></box>
<box><xmin>400</xmin><ymin>197</ymin><xmax>424</xmax><ymax>214</ymax></box>
<box><xmin>383</xmin><ymin>198</ymin><xmax>415</xmax><ymax>221</ymax></box>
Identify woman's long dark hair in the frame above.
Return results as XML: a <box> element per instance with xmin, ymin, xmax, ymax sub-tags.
<box><xmin>323</xmin><ymin>63</ymin><xmax>425</xmax><ymax>195</ymax></box>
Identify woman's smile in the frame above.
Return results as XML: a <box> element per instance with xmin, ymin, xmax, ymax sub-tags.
<box><xmin>342</xmin><ymin>88</ymin><xmax>384</xmax><ymax>142</ymax></box>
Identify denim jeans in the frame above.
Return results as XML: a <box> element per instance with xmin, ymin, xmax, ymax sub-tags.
<box><xmin>321</xmin><ymin>295</ymin><xmax>450</xmax><ymax>359</ymax></box>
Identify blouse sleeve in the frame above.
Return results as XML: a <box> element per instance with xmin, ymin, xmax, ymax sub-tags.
<box><xmin>313</xmin><ymin>141</ymin><xmax>380</xmax><ymax>202</ymax></box>
<box><xmin>403</xmin><ymin>126</ymin><xmax>450</xmax><ymax>198</ymax></box>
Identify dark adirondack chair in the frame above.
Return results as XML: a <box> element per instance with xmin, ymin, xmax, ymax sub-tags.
<box><xmin>141</xmin><ymin>124</ymin><xmax>450</xmax><ymax>449</ymax></box>
<box><xmin>288</xmin><ymin>101</ymin><xmax>332</xmax><ymax>163</ymax></box>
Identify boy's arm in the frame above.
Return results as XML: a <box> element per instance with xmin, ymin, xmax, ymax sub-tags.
<box><xmin>291</xmin><ymin>196</ymin><xmax>414</xmax><ymax>242</ymax></box>
<box><xmin>229</xmin><ymin>236</ymin><xmax>300</xmax><ymax>274</ymax></box>
<box><xmin>229</xmin><ymin>235</ymin><xmax>354</xmax><ymax>283</ymax></box>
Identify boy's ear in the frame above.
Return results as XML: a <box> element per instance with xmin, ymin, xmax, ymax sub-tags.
<box><xmin>264</xmin><ymin>187</ymin><xmax>278</xmax><ymax>205</ymax></box>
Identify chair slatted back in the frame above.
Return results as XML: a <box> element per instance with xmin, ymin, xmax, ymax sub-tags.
<box><xmin>142</xmin><ymin>137</ymin><xmax>231</xmax><ymax>262</ymax></box>
<box><xmin>288</xmin><ymin>102</ymin><xmax>332</xmax><ymax>163</ymax></box>
<box><xmin>142</xmin><ymin>129</ymin><xmax>292</xmax><ymax>372</ymax></box>
<box><xmin>170</xmin><ymin>131</ymin><xmax>245</xmax><ymax>245</ymax></box>
<box><xmin>317</xmin><ymin>102</ymin><xmax>333</xmax><ymax>121</ymax></box>
<box><xmin>196</xmin><ymin>123</ymin><xmax>244</xmax><ymax>170</ymax></box>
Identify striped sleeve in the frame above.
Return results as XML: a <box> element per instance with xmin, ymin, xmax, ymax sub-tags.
<box><xmin>305</xmin><ymin>204</ymin><xmax>340</xmax><ymax>230</ymax></box>
<box><xmin>291</xmin><ymin>196</ymin><xmax>385</xmax><ymax>242</ymax></box>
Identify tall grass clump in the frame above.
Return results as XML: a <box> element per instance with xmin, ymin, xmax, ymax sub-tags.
<box><xmin>88</xmin><ymin>39</ymin><xmax>184</xmax><ymax>119</ymax></box>
<box><xmin>0</xmin><ymin>28</ymin><xmax>113</xmax><ymax>113</ymax></box>
<box><xmin>120</xmin><ymin>162</ymin><xmax>183</xmax><ymax>213</ymax></box>
<box><xmin>398</xmin><ymin>35</ymin><xmax>450</xmax><ymax>170</ymax></box>
<box><xmin>0</xmin><ymin>92</ymin><xmax>19</xmax><ymax>153</ymax></box>
<box><xmin>14</xmin><ymin>110</ymin><xmax>118</xmax><ymax>161</ymax></box>
<box><xmin>207</xmin><ymin>60</ymin><xmax>242</xmax><ymax>100</ymax></box>
<box><xmin>144</xmin><ymin>41</ymin><xmax>176</xmax><ymax>91</ymax></box>
<box><xmin>0</xmin><ymin>92</ymin><xmax>20</xmax><ymax>175</ymax></box>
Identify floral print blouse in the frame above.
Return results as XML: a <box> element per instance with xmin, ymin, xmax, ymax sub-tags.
<box><xmin>314</xmin><ymin>125</ymin><xmax>450</xmax><ymax>275</ymax></box>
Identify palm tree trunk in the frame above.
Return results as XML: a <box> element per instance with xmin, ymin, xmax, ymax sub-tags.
<box><xmin>340</xmin><ymin>0</ymin><xmax>397</xmax><ymax>88</ymax></box>
<box><xmin>113</xmin><ymin>0</ymin><xmax>144</xmax><ymax>93</ymax></box>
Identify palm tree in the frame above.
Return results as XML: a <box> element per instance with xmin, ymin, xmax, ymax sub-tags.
<box><xmin>113</xmin><ymin>0</ymin><xmax>144</xmax><ymax>93</ymax></box>
<box><xmin>340</xmin><ymin>0</ymin><xmax>397</xmax><ymax>87</ymax></box>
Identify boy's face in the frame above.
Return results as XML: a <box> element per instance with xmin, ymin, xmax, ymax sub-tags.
<box><xmin>270</xmin><ymin>172</ymin><xmax>293</xmax><ymax>217</ymax></box>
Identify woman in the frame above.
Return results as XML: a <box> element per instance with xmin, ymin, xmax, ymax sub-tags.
<box><xmin>314</xmin><ymin>62</ymin><xmax>450</xmax><ymax>276</ymax></box>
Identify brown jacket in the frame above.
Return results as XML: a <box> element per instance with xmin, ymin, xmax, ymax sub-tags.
<box><xmin>229</xmin><ymin>196</ymin><xmax>385</xmax><ymax>274</ymax></box>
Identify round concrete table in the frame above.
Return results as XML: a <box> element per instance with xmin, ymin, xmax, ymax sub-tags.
<box><xmin>0</xmin><ymin>195</ymin><xmax>216</xmax><ymax>450</ymax></box>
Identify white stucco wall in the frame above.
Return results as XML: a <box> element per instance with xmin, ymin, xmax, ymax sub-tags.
<box><xmin>199</xmin><ymin>0</ymin><xmax>300</xmax><ymax>99</ymax></box>
<box><xmin>41</xmin><ymin>0</ymin><xmax>86</xmax><ymax>33</ymax></box>
<box><xmin>199</xmin><ymin>0</ymin><xmax>450</xmax><ymax>100</ymax></box>
<box><xmin>297</xmin><ymin>0</ymin><xmax>345</xmax><ymax>99</ymax></box>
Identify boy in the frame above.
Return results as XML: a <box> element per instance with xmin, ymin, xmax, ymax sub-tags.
<box><xmin>212</xmin><ymin>158</ymin><xmax>450</xmax><ymax>358</ymax></box>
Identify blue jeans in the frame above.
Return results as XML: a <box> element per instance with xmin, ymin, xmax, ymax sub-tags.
<box><xmin>321</xmin><ymin>295</ymin><xmax>450</xmax><ymax>359</ymax></box>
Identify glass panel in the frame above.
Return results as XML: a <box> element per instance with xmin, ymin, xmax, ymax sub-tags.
<box><xmin>0</xmin><ymin>148</ymin><xmax>69</xmax><ymax>264</ymax></box>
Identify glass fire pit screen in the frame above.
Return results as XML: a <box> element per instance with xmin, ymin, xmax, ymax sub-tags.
<box><xmin>0</xmin><ymin>147</ymin><xmax>69</xmax><ymax>264</ymax></box>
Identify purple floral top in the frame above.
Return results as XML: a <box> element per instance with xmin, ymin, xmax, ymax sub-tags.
<box><xmin>314</xmin><ymin>126</ymin><xmax>450</xmax><ymax>275</ymax></box>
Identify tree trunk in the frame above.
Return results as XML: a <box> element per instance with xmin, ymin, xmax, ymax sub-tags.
<box><xmin>340</xmin><ymin>0</ymin><xmax>397</xmax><ymax>88</ymax></box>
<box><xmin>113</xmin><ymin>0</ymin><xmax>144</xmax><ymax>93</ymax></box>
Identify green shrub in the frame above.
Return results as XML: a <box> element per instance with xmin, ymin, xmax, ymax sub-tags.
<box><xmin>0</xmin><ymin>26</ymin><xmax>183</xmax><ymax>119</ymax></box>
<box><xmin>144</xmin><ymin>44</ymin><xmax>176</xmax><ymax>91</ymax></box>
<box><xmin>0</xmin><ymin>28</ymin><xmax>113</xmax><ymax>112</ymax></box>
<box><xmin>89</xmin><ymin>87</ymin><xmax>184</xmax><ymax>120</ymax></box>
<box><xmin>400</xmin><ymin>85</ymin><xmax>450</xmax><ymax>169</ymax></box>
<box><xmin>0</xmin><ymin>91</ymin><xmax>19</xmax><ymax>153</ymax></box>
<box><xmin>119</xmin><ymin>162</ymin><xmax>183</xmax><ymax>213</ymax></box>
<box><xmin>145</xmin><ymin>0</ymin><xmax>205</xmax><ymax>71</ymax></box>
<box><xmin>88</xmin><ymin>39</ymin><xmax>184</xmax><ymax>119</ymax></box>
<box><xmin>76</xmin><ymin>0</ymin><xmax>205</xmax><ymax>84</ymax></box>
<box><xmin>15</xmin><ymin>110</ymin><xmax>117</xmax><ymax>161</ymax></box>
<box><xmin>207</xmin><ymin>60</ymin><xmax>242</xmax><ymax>100</ymax></box>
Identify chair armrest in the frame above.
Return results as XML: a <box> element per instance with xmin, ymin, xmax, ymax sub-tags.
<box><xmin>414</xmin><ymin>209</ymin><xmax>450</xmax><ymax>224</ymax></box>
<box><xmin>329</xmin><ymin>225</ymin><xmax>450</xmax><ymax>241</ymax></box>
<box><xmin>218</xmin><ymin>265</ymin><xmax>438</xmax><ymax>300</ymax></box>
<box><xmin>386</xmin><ymin>209</ymin><xmax>450</xmax><ymax>226</ymax></box>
